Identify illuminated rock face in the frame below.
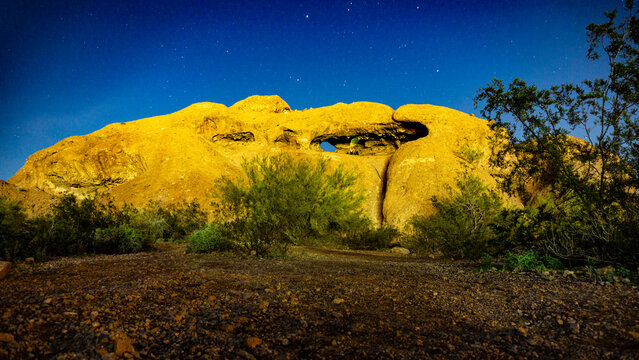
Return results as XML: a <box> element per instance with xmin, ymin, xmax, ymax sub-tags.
<box><xmin>9</xmin><ymin>95</ymin><xmax>510</xmax><ymax>228</ymax></box>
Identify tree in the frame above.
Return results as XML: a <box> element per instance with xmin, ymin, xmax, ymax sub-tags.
<box><xmin>474</xmin><ymin>1</ymin><xmax>639</xmax><ymax>266</ymax></box>
<box><xmin>410</xmin><ymin>174</ymin><xmax>505</xmax><ymax>259</ymax></box>
<box><xmin>213</xmin><ymin>153</ymin><xmax>367</xmax><ymax>255</ymax></box>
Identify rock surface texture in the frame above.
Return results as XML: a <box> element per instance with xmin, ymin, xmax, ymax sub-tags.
<box><xmin>8</xmin><ymin>95</ymin><xmax>508</xmax><ymax>228</ymax></box>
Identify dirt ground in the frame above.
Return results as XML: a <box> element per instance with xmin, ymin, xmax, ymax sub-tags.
<box><xmin>1</xmin><ymin>245</ymin><xmax>639</xmax><ymax>359</ymax></box>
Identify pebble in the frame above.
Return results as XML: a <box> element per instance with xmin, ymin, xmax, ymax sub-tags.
<box><xmin>0</xmin><ymin>333</ymin><xmax>15</xmax><ymax>342</ymax></box>
<box><xmin>333</xmin><ymin>298</ymin><xmax>345</xmax><ymax>305</ymax></box>
<box><xmin>114</xmin><ymin>333</ymin><xmax>136</xmax><ymax>357</ymax></box>
<box><xmin>238</xmin><ymin>350</ymin><xmax>256</xmax><ymax>360</ymax></box>
<box><xmin>517</xmin><ymin>327</ymin><xmax>528</xmax><ymax>337</ymax></box>
<box><xmin>246</xmin><ymin>337</ymin><xmax>262</xmax><ymax>348</ymax></box>
<box><xmin>390</xmin><ymin>247</ymin><xmax>410</xmax><ymax>255</ymax></box>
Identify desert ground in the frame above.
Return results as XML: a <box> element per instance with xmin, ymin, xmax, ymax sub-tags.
<box><xmin>1</xmin><ymin>245</ymin><xmax>638</xmax><ymax>359</ymax></box>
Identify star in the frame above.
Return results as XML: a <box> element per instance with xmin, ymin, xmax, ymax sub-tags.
<box><xmin>305</xmin><ymin>14</ymin><xmax>309</xmax><ymax>19</ymax></box>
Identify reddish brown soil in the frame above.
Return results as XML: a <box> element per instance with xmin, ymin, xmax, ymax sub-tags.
<box><xmin>1</xmin><ymin>245</ymin><xmax>638</xmax><ymax>359</ymax></box>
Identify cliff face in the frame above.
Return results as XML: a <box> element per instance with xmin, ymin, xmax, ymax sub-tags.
<box><xmin>8</xmin><ymin>95</ymin><xmax>510</xmax><ymax>228</ymax></box>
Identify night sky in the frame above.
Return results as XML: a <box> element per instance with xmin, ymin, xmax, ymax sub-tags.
<box><xmin>0</xmin><ymin>0</ymin><xmax>622</xmax><ymax>180</ymax></box>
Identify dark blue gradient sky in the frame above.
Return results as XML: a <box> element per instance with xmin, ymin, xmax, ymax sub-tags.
<box><xmin>0</xmin><ymin>0</ymin><xmax>622</xmax><ymax>180</ymax></box>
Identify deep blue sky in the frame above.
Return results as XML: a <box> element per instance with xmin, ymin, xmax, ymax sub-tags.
<box><xmin>0</xmin><ymin>0</ymin><xmax>623</xmax><ymax>180</ymax></box>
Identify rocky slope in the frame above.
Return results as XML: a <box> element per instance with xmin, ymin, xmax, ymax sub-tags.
<box><xmin>0</xmin><ymin>180</ymin><xmax>56</xmax><ymax>217</ymax></box>
<box><xmin>8</xmin><ymin>95</ymin><xmax>510</xmax><ymax>228</ymax></box>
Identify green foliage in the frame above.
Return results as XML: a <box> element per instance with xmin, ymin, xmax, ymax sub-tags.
<box><xmin>214</xmin><ymin>153</ymin><xmax>367</xmax><ymax>256</ymax></box>
<box><xmin>541</xmin><ymin>254</ymin><xmax>563</xmax><ymax>270</ymax></box>
<box><xmin>0</xmin><ymin>197</ymin><xmax>31</xmax><ymax>261</ymax></box>
<box><xmin>409</xmin><ymin>174</ymin><xmax>505</xmax><ymax>259</ymax></box>
<box><xmin>45</xmin><ymin>195</ymin><xmax>120</xmax><ymax>256</ymax></box>
<box><xmin>616</xmin><ymin>267</ymin><xmax>631</xmax><ymax>278</ymax></box>
<box><xmin>130</xmin><ymin>200</ymin><xmax>207</xmax><ymax>243</ymax></box>
<box><xmin>456</xmin><ymin>142</ymin><xmax>484</xmax><ymax>164</ymax></box>
<box><xmin>474</xmin><ymin>2</ymin><xmax>639</xmax><ymax>267</ymax></box>
<box><xmin>504</xmin><ymin>251</ymin><xmax>546</xmax><ymax>272</ymax></box>
<box><xmin>187</xmin><ymin>222</ymin><xmax>236</xmax><ymax>253</ymax></box>
<box><xmin>94</xmin><ymin>225</ymin><xmax>149</xmax><ymax>254</ymax></box>
<box><xmin>343</xmin><ymin>224</ymin><xmax>400</xmax><ymax>250</ymax></box>
<box><xmin>0</xmin><ymin>194</ymin><xmax>206</xmax><ymax>261</ymax></box>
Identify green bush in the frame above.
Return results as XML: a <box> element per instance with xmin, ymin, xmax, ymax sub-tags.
<box><xmin>504</xmin><ymin>251</ymin><xmax>545</xmax><ymax>272</ymax></box>
<box><xmin>44</xmin><ymin>195</ymin><xmax>124</xmax><ymax>256</ymax></box>
<box><xmin>0</xmin><ymin>197</ymin><xmax>31</xmax><ymax>261</ymax></box>
<box><xmin>163</xmin><ymin>200</ymin><xmax>207</xmax><ymax>240</ymax></box>
<box><xmin>94</xmin><ymin>225</ymin><xmax>149</xmax><ymax>254</ymax></box>
<box><xmin>1</xmin><ymin>194</ymin><xmax>207</xmax><ymax>261</ymax></box>
<box><xmin>344</xmin><ymin>224</ymin><xmax>399</xmax><ymax>250</ymax></box>
<box><xmin>130</xmin><ymin>200</ymin><xmax>206</xmax><ymax>243</ymax></box>
<box><xmin>409</xmin><ymin>174</ymin><xmax>505</xmax><ymax>259</ymax></box>
<box><xmin>187</xmin><ymin>222</ymin><xmax>235</xmax><ymax>253</ymax></box>
<box><xmin>214</xmin><ymin>153</ymin><xmax>368</xmax><ymax>256</ymax></box>
<box><xmin>503</xmin><ymin>251</ymin><xmax>563</xmax><ymax>272</ymax></box>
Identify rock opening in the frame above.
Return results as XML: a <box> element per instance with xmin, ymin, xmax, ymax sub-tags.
<box><xmin>211</xmin><ymin>132</ymin><xmax>255</xmax><ymax>142</ymax></box>
<box><xmin>320</xmin><ymin>142</ymin><xmax>336</xmax><ymax>152</ymax></box>
<box><xmin>312</xmin><ymin>122</ymin><xmax>428</xmax><ymax>155</ymax></box>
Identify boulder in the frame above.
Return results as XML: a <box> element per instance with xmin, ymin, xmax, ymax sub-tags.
<box><xmin>7</xmin><ymin>96</ymin><xmax>515</xmax><ymax>229</ymax></box>
<box><xmin>384</xmin><ymin>104</ymin><xmax>512</xmax><ymax>227</ymax></box>
<box><xmin>390</xmin><ymin>247</ymin><xmax>410</xmax><ymax>255</ymax></box>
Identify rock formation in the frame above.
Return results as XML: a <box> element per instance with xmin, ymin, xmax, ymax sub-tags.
<box><xmin>8</xmin><ymin>95</ymin><xmax>512</xmax><ymax>229</ymax></box>
<box><xmin>0</xmin><ymin>180</ymin><xmax>56</xmax><ymax>217</ymax></box>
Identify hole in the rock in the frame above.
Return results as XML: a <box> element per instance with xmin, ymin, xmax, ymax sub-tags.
<box><xmin>320</xmin><ymin>141</ymin><xmax>336</xmax><ymax>152</ymax></box>
<box><xmin>211</xmin><ymin>132</ymin><xmax>255</xmax><ymax>142</ymax></box>
<box><xmin>312</xmin><ymin>122</ymin><xmax>428</xmax><ymax>155</ymax></box>
<box><xmin>397</xmin><ymin>121</ymin><xmax>429</xmax><ymax>141</ymax></box>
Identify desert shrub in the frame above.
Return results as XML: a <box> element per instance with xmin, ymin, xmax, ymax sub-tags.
<box><xmin>504</xmin><ymin>251</ymin><xmax>563</xmax><ymax>272</ymax></box>
<box><xmin>131</xmin><ymin>200</ymin><xmax>206</xmax><ymax>242</ymax></box>
<box><xmin>162</xmin><ymin>200</ymin><xmax>207</xmax><ymax>241</ymax></box>
<box><xmin>343</xmin><ymin>224</ymin><xmax>400</xmax><ymax>250</ymax></box>
<box><xmin>44</xmin><ymin>195</ymin><xmax>122</xmax><ymax>256</ymax></box>
<box><xmin>94</xmin><ymin>225</ymin><xmax>149</xmax><ymax>254</ymax></box>
<box><xmin>504</xmin><ymin>251</ymin><xmax>545</xmax><ymax>272</ymax></box>
<box><xmin>128</xmin><ymin>203</ymin><xmax>168</xmax><ymax>243</ymax></box>
<box><xmin>17</xmin><ymin>195</ymin><xmax>159</xmax><ymax>260</ymax></box>
<box><xmin>214</xmin><ymin>153</ymin><xmax>367</xmax><ymax>256</ymax></box>
<box><xmin>187</xmin><ymin>222</ymin><xmax>235</xmax><ymax>253</ymax></box>
<box><xmin>0</xmin><ymin>197</ymin><xmax>31</xmax><ymax>261</ymax></box>
<box><xmin>1</xmin><ymin>194</ymin><xmax>206</xmax><ymax>261</ymax></box>
<box><xmin>409</xmin><ymin>174</ymin><xmax>505</xmax><ymax>259</ymax></box>
<box><xmin>540</xmin><ymin>254</ymin><xmax>563</xmax><ymax>270</ymax></box>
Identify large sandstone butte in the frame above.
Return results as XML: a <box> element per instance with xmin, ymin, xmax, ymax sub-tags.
<box><xmin>8</xmin><ymin>95</ymin><xmax>510</xmax><ymax>228</ymax></box>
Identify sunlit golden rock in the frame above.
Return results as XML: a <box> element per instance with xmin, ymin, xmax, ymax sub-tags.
<box><xmin>8</xmin><ymin>95</ymin><xmax>512</xmax><ymax>228</ymax></box>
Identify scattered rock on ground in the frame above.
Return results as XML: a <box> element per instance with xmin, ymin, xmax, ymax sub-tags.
<box><xmin>1</xmin><ymin>245</ymin><xmax>638</xmax><ymax>359</ymax></box>
<box><xmin>390</xmin><ymin>247</ymin><xmax>410</xmax><ymax>255</ymax></box>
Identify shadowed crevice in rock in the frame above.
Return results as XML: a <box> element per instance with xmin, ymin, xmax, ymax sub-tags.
<box><xmin>211</xmin><ymin>132</ymin><xmax>255</xmax><ymax>142</ymax></box>
<box><xmin>378</xmin><ymin>156</ymin><xmax>392</xmax><ymax>224</ymax></box>
<box><xmin>274</xmin><ymin>129</ymin><xmax>298</xmax><ymax>146</ymax></box>
<box><xmin>311</xmin><ymin>122</ymin><xmax>428</xmax><ymax>155</ymax></box>
<box><xmin>395</xmin><ymin>121</ymin><xmax>428</xmax><ymax>141</ymax></box>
